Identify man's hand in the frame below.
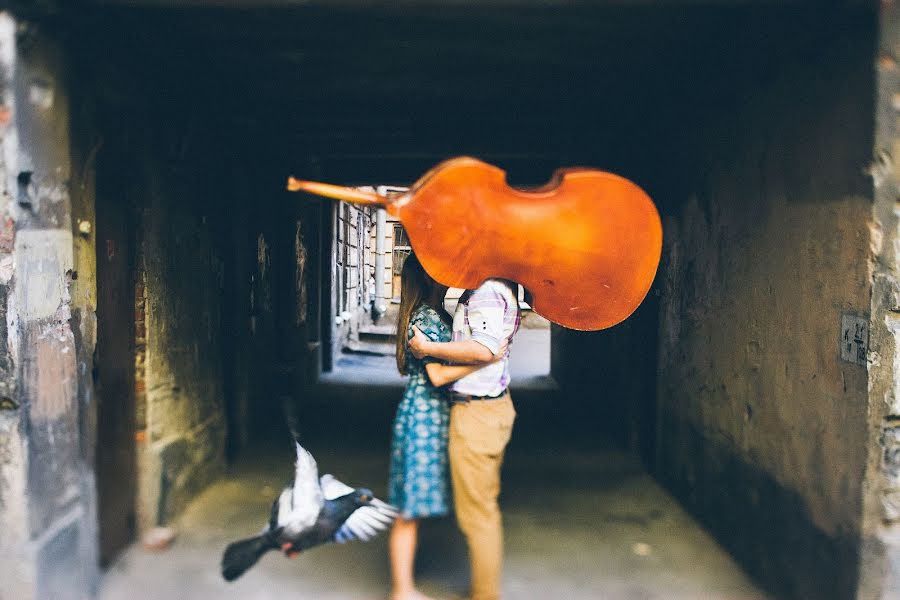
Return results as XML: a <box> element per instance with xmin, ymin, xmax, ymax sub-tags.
<box><xmin>408</xmin><ymin>325</ymin><xmax>430</xmax><ymax>359</ymax></box>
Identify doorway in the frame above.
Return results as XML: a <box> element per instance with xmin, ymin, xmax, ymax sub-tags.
<box><xmin>94</xmin><ymin>148</ymin><xmax>138</xmax><ymax>567</ymax></box>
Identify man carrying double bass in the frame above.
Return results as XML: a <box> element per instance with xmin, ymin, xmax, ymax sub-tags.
<box><xmin>409</xmin><ymin>279</ymin><xmax>521</xmax><ymax>600</ymax></box>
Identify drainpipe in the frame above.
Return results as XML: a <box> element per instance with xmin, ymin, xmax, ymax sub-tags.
<box><xmin>373</xmin><ymin>207</ymin><xmax>387</xmax><ymax>322</ymax></box>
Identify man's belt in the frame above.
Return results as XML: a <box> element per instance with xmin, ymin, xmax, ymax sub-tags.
<box><xmin>452</xmin><ymin>389</ymin><xmax>509</xmax><ymax>402</ymax></box>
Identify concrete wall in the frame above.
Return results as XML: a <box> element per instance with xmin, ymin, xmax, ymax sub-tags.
<box><xmin>77</xmin><ymin>28</ymin><xmax>237</xmax><ymax>529</ymax></box>
<box><xmin>858</xmin><ymin>5</ymin><xmax>900</xmax><ymax>599</ymax></box>
<box><xmin>654</xmin><ymin>19</ymin><xmax>876</xmax><ymax>600</ymax></box>
<box><xmin>0</xmin><ymin>11</ymin><xmax>270</xmax><ymax>590</ymax></box>
<box><xmin>0</xmin><ymin>14</ymin><xmax>100</xmax><ymax>600</ymax></box>
<box><xmin>91</xmin><ymin>100</ymin><xmax>243</xmax><ymax>530</ymax></box>
<box><xmin>133</xmin><ymin>149</ymin><xmax>228</xmax><ymax>529</ymax></box>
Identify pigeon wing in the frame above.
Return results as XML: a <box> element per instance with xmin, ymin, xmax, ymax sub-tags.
<box><xmin>279</xmin><ymin>442</ymin><xmax>323</xmax><ymax>530</ymax></box>
<box><xmin>319</xmin><ymin>473</ymin><xmax>354</xmax><ymax>500</ymax></box>
<box><xmin>333</xmin><ymin>499</ymin><xmax>399</xmax><ymax>544</ymax></box>
<box><xmin>319</xmin><ymin>475</ymin><xmax>398</xmax><ymax>544</ymax></box>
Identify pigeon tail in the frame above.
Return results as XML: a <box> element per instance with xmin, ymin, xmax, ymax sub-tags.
<box><xmin>221</xmin><ymin>533</ymin><xmax>278</xmax><ymax>581</ymax></box>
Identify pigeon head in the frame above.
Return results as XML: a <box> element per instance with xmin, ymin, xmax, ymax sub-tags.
<box><xmin>353</xmin><ymin>488</ymin><xmax>374</xmax><ymax>506</ymax></box>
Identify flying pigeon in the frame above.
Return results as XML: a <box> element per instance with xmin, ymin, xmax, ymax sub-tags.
<box><xmin>221</xmin><ymin>442</ymin><xmax>398</xmax><ymax>581</ymax></box>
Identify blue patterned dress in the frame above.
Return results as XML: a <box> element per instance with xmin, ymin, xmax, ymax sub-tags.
<box><xmin>388</xmin><ymin>304</ymin><xmax>452</xmax><ymax>519</ymax></box>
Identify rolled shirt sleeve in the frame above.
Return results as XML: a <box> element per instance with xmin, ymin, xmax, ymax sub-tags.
<box><xmin>465</xmin><ymin>284</ymin><xmax>508</xmax><ymax>355</ymax></box>
<box><xmin>451</xmin><ymin>280</ymin><xmax>519</xmax><ymax>397</ymax></box>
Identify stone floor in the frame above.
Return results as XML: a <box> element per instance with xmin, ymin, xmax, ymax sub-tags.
<box><xmin>98</xmin><ymin>437</ymin><xmax>768</xmax><ymax>600</ymax></box>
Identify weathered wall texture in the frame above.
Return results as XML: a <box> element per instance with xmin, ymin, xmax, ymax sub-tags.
<box><xmin>0</xmin><ymin>15</ymin><xmax>31</xmax><ymax>597</ymax></box>
<box><xmin>0</xmin><ymin>14</ymin><xmax>99</xmax><ymax>600</ymax></box>
<box><xmin>71</xmin><ymin>23</ymin><xmax>253</xmax><ymax>531</ymax></box>
<box><xmin>655</xmin><ymin>24</ymin><xmax>875</xmax><ymax>600</ymax></box>
<box><xmin>858</xmin><ymin>5</ymin><xmax>900</xmax><ymax>599</ymax></box>
<box><xmin>68</xmin><ymin>22</ymin><xmax>101</xmax><ymax>599</ymax></box>
<box><xmin>133</xmin><ymin>143</ymin><xmax>229</xmax><ymax>530</ymax></box>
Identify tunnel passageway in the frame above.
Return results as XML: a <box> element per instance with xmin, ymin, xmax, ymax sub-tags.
<box><xmin>0</xmin><ymin>4</ymin><xmax>887</xmax><ymax>600</ymax></box>
<box><xmin>96</xmin><ymin>399</ymin><xmax>767</xmax><ymax>600</ymax></box>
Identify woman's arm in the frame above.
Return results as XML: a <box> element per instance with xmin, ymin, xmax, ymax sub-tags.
<box><xmin>424</xmin><ymin>363</ymin><xmax>488</xmax><ymax>388</ymax></box>
<box><xmin>409</xmin><ymin>326</ymin><xmax>508</xmax><ymax>364</ymax></box>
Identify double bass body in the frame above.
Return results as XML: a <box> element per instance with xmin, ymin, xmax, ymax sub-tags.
<box><xmin>289</xmin><ymin>156</ymin><xmax>662</xmax><ymax>331</ymax></box>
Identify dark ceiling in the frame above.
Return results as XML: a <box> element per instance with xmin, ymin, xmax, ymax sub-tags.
<box><xmin>57</xmin><ymin>3</ymin><xmax>874</xmax><ymax>185</ymax></box>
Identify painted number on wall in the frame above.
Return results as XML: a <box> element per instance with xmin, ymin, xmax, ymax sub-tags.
<box><xmin>841</xmin><ymin>314</ymin><xmax>868</xmax><ymax>366</ymax></box>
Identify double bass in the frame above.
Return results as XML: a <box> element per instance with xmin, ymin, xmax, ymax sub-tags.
<box><xmin>288</xmin><ymin>156</ymin><xmax>662</xmax><ymax>331</ymax></box>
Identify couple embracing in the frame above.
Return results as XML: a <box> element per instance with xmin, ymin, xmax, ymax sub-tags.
<box><xmin>388</xmin><ymin>253</ymin><xmax>521</xmax><ymax>600</ymax></box>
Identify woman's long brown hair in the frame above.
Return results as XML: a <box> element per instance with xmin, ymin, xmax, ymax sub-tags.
<box><xmin>395</xmin><ymin>253</ymin><xmax>448</xmax><ymax>375</ymax></box>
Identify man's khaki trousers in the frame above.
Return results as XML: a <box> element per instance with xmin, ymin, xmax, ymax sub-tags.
<box><xmin>449</xmin><ymin>394</ymin><xmax>516</xmax><ymax>600</ymax></box>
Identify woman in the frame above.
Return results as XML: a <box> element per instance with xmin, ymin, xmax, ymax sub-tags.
<box><xmin>388</xmin><ymin>254</ymin><xmax>494</xmax><ymax>600</ymax></box>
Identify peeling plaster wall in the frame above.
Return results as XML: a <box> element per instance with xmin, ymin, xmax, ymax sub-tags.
<box><xmin>655</xmin><ymin>20</ymin><xmax>876</xmax><ymax>600</ymax></box>
<box><xmin>0</xmin><ymin>14</ymin><xmax>29</xmax><ymax>598</ymax></box>
<box><xmin>858</xmin><ymin>5</ymin><xmax>900</xmax><ymax>599</ymax></box>
<box><xmin>0</xmin><ymin>13</ymin><xmax>99</xmax><ymax>600</ymax></box>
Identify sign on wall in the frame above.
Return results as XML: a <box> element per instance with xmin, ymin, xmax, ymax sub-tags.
<box><xmin>841</xmin><ymin>313</ymin><xmax>869</xmax><ymax>366</ymax></box>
